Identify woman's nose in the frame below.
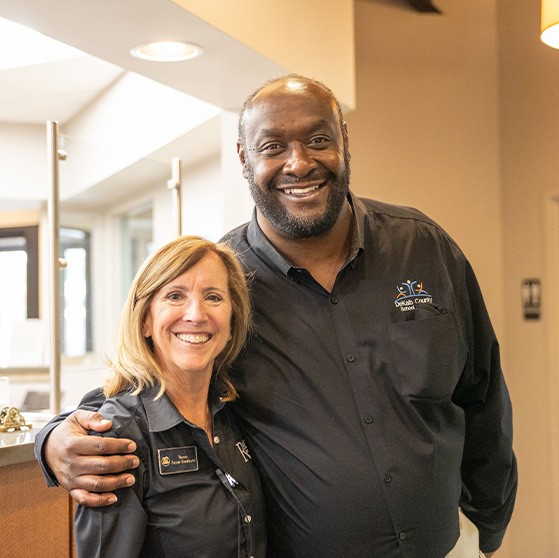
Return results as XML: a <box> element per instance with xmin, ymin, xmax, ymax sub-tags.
<box><xmin>181</xmin><ymin>298</ymin><xmax>206</xmax><ymax>322</ymax></box>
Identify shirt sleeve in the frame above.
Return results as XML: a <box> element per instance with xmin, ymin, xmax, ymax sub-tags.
<box><xmin>33</xmin><ymin>388</ymin><xmax>106</xmax><ymax>486</ymax></box>
<box><xmin>74</xmin><ymin>397</ymin><xmax>148</xmax><ymax>557</ymax></box>
<box><xmin>453</xmin><ymin>258</ymin><xmax>518</xmax><ymax>553</ymax></box>
<box><xmin>74</xmin><ymin>474</ymin><xmax>147</xmax><ymax>558</ymax></box>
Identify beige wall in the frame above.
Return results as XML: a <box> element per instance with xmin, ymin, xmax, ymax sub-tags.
<box><xmin>1</xmin><ymin>1</ymin><xmax>556</xmax><ymax>554</ymax></box>
<box><xmin>497</xmin><ymin>0</ymin><xmax>559</xmax><ymax>555</ymax></box>
<box><xmin>178</xmin><ymin>2</ymin><xmax>558</xmax><ymax>553</ymax></box>
<box><xmin>346</xmin><ymin>1</ymin><xmax>504</xmax><ymax>331</ymax></box>
<box><xmin>345</xmin><ymin>0</ymin><xmax>558</xmax><ymax>556</ymax></box>
<box><xmin>172</xmin><ymin>0</ymin><xmax>355</xmax><ymax>110</ymax></box>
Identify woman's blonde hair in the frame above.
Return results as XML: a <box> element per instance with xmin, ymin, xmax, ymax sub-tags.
<box><xmin>103</xmin><ymin>235</ymin><xmax>251</xmax><ymax>401</ymax></box>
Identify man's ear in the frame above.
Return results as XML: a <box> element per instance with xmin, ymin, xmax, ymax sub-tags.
<box><xmin>237</xmin><ymin>142</ymin><xmax>249</xmax><ymax>179</ymax></box>
<box><xmin>342</xmin><ymin>121</ymin><xmax>349</xmax><ymax>147</ymax></box>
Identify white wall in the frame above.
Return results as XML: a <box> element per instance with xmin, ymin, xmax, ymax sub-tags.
<box><xmin>0</xmin><ymin>124</ymin><xmax>47</xmax><ymax>202</ymax></box>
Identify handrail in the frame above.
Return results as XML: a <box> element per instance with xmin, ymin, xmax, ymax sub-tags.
<box><xmin>46</xmin><ymin>121</ymin><xmax>67</xmax><ymax>414</ymax></box>
<box><xmin>167</xmin><ymin>156</ymin><xmax>182</xmax><ymax>237</ymax></box>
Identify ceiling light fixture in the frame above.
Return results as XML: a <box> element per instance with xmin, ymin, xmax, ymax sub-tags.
<box><xmin>541</xmin><ymin>0</ymin><xmax>559</xmax><ymax>48</ymax></box>
<box><xmin>130</xmin><ymin>40</ymin><xmax>204</xmax><ymax>62</ymax></box>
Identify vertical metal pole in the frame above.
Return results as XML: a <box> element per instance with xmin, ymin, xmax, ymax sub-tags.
<box><xmin>167</xmin><ymin>157</ymin><xmax>182</xmax><ymax>237</ymax></box>
<box><xmin>46</xmin><ymin>121</ymin><xmax>66</xmax><ymax>414</ymax></box>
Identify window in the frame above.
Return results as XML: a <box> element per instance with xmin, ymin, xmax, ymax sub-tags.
<box><xmin>60</xmin><ymin>227</ymin><xmax>92</xmax><ymax>357</ymax></box>
<box><xmin>120</xmin><ymin>206</ymin><xmax>153</xmax><ymax>304</ymax></box>
<box><xmin>0</xmin><ymin>226</ymin><xmax>39</xmax><ymax>366</ymax></box>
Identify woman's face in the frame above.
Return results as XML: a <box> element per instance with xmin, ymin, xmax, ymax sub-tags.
<box><xmin>143</xmin><ymin>251</ymin><xmax>233</xmax><ymax>380</ymax></box>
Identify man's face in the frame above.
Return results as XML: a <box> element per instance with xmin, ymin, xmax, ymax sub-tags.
<box><xmin>239</xmin><ymin>81</ymin><xmax>350</xmax><ymax>239</ymax></box>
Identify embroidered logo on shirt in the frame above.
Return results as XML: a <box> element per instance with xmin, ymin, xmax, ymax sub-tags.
<box><xmin>158</xmin><ymin>446</ymin><xmax>199</xmax><ymax>475</ymax></box>
<box><xmin>394</xmin><ymin>279</ymin><xmax>432</xmax><ymax>312</ymax></box>
<box><xmin>236</xmin><ymin>440</ymin><xmax>252</xmax><ymax>463</ymax></box>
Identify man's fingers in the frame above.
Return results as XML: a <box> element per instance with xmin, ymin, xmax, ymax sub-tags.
<box><xmin>71</xmin><ymin>435</ymin><xmax>137</xmax><ymax>457</ymax></box>
<box><xmin>70</xmin><ymin>454</ymin><xmax>140</xmax><ymax>477</ymax></box>
<box><xmin>68</xmin><ymin>472</ymin><xmax>136</xmax><ymax>507</ymax></box>
<box><xmin>69</xmin><ymin>488</ymin><xmax>118</xmax><ymax>508</ymax></box>
<box><xmin>70</xmin><ymin>409</ymin><xmax>113</xmax><ymax>433</ymax></box>
<box><xmin>83</xmin><ymin>471</ymin><xmax>136</xmax><ymax>493</ymax></box>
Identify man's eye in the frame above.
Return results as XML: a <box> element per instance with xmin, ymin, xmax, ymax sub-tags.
<box><xmin>259</xmin><ymin>143</ymin><xmax>284</xmax><ymax>153</ymax></box>
<box><xmin>308</xmin><ymin>136</ymin><xmax>330</xmax><ymax>147</ymax></box>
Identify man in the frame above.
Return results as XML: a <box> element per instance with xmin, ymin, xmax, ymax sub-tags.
<box><xmin>36</xmin><ymin>75</ymin><xmax>516</xmax><ymax>557</ymax></box>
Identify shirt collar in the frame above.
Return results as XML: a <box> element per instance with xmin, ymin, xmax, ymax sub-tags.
<box><xmin>246</xmin><ymin>190</ymin><xmax>366</xmax><ymax>276</ymax></box>
<box><xmin>140</xmin><ymin>377</ymin><xmax>228</xmax><ymax>433</ymax></box>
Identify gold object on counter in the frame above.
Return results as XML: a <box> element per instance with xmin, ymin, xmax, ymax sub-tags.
<box><xmin>0</xmin><ymin>406</ymin><xmax>32</xmax><ymax>432</ymax></box>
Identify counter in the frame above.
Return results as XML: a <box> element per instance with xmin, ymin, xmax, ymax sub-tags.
<box><xmin>0</xmin><ymin>411</ymin><xmax>52</xmax><ymax>467</ymax></box>
<box><xmin>0</xmin><ymin>411</ymin><xmax>75</xmax><ymax>557</ymax></box>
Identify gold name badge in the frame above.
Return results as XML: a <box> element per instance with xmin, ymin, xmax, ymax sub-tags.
<box><xmin>158</xmin><ymin>445</ymin><xmax>199</xmax><ymax>475</ymax></box>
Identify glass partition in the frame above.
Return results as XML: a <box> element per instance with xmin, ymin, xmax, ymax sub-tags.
<box><xmin>0</xmin><ymin>131</ymin><xmax>169</xmax><ymax>409</ymax></box>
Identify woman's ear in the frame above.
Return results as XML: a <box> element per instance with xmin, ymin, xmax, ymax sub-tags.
<box><xmin>143</xmin><ymin>321</ymin><xmax>151</xmax><ymax>338</ymax></box>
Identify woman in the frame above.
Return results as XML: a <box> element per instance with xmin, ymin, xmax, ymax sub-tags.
<box><xmin>74</xmin><ymin>235</ymin><xmax>266</xmax><ymax>557</ymax></box>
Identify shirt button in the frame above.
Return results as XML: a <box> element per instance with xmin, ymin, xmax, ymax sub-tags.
<box><xmin>346</xmin><ymin>353</ymin><xmax>355</xmax><ymax>362</ymax></box>
<box><xmin>244</xmin><ymin>515</ymin><xmax>252</xmax><ymax>523</ymax></box>
<box><xmin>330</xmin><ymin>296</ymin><xmax>338</xmax><ymax>304</ymax></box>
<box><xmin>399</xmin><ymin>532</ymin><xmax>407</xmax><ymax>541</ymax></box>
<box><xmin>364</xmin><ymin>414</ymin><xmax>373</xmax><ymax>424</ymax></box>
<box><xmin>384</xmin><ymin>475</ymin><xmax>392</xmax><ymax>483</ymax></box>
<box><xmin>213</xmin><ymin>436</ymin><xmax>220</xmax><ymax>444</ymax></box>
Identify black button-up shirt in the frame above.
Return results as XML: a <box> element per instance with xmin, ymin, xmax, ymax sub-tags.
<box><xmin>224</xmin><ymin>194</ymin><xmax>517</xmax><ymax>557</ymax></box>
<box><xmin>36</xmin><ymin>193</ymin><xmax>517</xmax><ymax>558</ymax></box>
<box><xmin>73</xmin><ymin>382</ymin><xmax>266</xmax><ymax>558</ymax></box>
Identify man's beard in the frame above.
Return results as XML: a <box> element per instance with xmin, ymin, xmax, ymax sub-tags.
<box><xmin>246</xmin><ymin>158</ymin><xmax>351</xmax><ymax>240</ymax></box>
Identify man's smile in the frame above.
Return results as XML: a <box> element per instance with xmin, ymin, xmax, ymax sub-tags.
<box><xmin>282</xmin><ymin>183</ymin><xmax>323</xmax><ymax>196</ymax></box>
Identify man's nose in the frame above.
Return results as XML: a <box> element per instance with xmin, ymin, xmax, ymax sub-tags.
<box><xmin>282</xmin><ymin>143</ymin><xmax>316</xmax><ymax>176</ymax></box>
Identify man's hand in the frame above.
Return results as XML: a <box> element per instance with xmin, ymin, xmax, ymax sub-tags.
<box><xmin>44</xmin><ymin>410</ymin><xmax>139</xmax><ymax>507</ymax></box>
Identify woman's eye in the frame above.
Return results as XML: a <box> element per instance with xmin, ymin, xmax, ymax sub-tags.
<box><xmin>206</xmin><ymin>294</ymin><xmax>223</xmax><ymax>303</ymax></box>
<box><xmin>167</xmin><ymin>292</ymin><xmax>183</xmax><ymax>302</ymax></box>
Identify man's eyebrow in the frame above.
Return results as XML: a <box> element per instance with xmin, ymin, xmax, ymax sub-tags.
<box><xmin>253</xmin><ymin>127</ymin><xmax>282</xmax><ymax>139</ymax></box>
<box><xmin>253</xmin><ymin>120</ymin><xmax>332</xmax><ymax>141</ymax></box>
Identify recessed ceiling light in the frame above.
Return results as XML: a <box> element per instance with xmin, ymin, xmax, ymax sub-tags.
<box><xmin>129</xmin><ymin>41</ymin><xmax>203</xmax><ymax>62</ymax></box>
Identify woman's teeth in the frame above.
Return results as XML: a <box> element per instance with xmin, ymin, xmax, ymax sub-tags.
<box><xmin>176</xmin><ymin>333</ymin><xmax>210</xmax><ymax>344</ymax></box>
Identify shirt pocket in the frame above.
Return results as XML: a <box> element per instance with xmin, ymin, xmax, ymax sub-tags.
<box><xmin>387</xmin><ymin>311</ymin><xmax>468</xmax><ymax>402</ymax></box>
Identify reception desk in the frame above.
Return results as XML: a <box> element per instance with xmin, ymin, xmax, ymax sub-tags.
<box><xmin>0</xmin><ymin>413</ymin><xmax>75</xmax><ymax>557</ymax></box>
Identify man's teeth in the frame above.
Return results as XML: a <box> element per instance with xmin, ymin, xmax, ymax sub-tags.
<box><xmin>176</xmin><ymin>333</ymin><xmax>210</xmax><ymax>344</ymax></box>
<box><xmin>284</xmin><ymin>184</ymin><xmax>320</xmax><ymax>195</ymax></box>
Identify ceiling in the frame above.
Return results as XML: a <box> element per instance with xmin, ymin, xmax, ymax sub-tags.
<box><xmin>0</xmin><ymin>53</ymin><xmax>124</xmax><ymax>125</ymax></box>
<box><xmin>0</xmin><ymin>0</ymin><xmax>292</xmax><ymax>210</ymax></box>
<box><xmin>0</xmin><ymin>0</ymin><xmax>287</xmax><ymax>125</ymax></box>
<box><xmin>0</xmin><ymin>0</ymin><xmax>451</xmax><ymax>210</ymax></box>
<box><xmin>0</xmin><ymin>0</ymin><xmax>452</xmax><ymax>127</ymax></box>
